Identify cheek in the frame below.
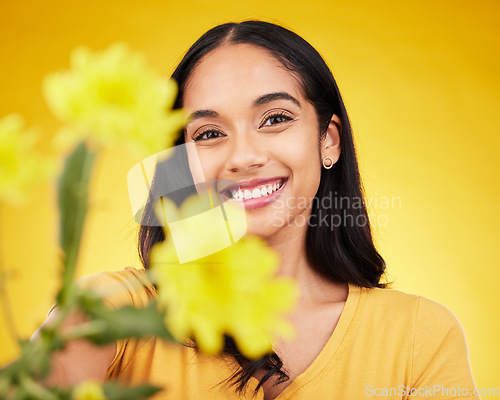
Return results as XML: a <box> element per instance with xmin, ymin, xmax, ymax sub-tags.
<box><xmin>276</xmin><ymin>131</ymin><xmax>321</xmax><ymax>177</ymax></box>
<box><xmin>193</xmin><ymin>149</ymin><xmax>225</xmax><ymax>181</ymax></box>
<box><xmin>282</xmin><ymin>132</ymin><xmax>322</xmax><ymax>200</ymax></box>
<box><xmin>279</xmin><ymin>107</ymin><xmax>322</xmax><ymax>173</ymax></box>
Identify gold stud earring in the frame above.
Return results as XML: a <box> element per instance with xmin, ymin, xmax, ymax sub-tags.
<box><xmin>322</xmin><ymin>156</ymin><xmax>334</xmax><ymax>169</ymax></box>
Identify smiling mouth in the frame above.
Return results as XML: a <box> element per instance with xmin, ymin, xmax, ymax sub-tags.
<box><xmin>221</xmin><ymin>177</ymin><xmax>288</xmax><ymax>201</ymax></box>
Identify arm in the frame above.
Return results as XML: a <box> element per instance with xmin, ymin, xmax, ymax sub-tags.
<box><xmin>29</xmin><ymin>268</ymin><xmax>152</xmax><ymax>386</ymax></box>
<box><xmin>30</xmin><ymin>307</ymin><xmax>116</xmax><ymax>386</ymax></box>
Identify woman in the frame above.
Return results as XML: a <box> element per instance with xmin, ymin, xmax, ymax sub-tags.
<box><xmin>35</xmin><ymin>20</ymin><xmax>479</xmax><ymax>399</ymax></box>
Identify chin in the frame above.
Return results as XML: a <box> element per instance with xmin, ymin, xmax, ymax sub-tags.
<box><xmin>245</xmin><ymin>212</ymin><xmax>287</xmax><ymax>239</ymax></box>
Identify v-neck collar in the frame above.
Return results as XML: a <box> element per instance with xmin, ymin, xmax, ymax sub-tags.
<box><xmin>245</xmin><ymin>281</ymin><xmax>364</xmax><ymax>399</ymax></box>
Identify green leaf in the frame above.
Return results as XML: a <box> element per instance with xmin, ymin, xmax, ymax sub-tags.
<box><xmin>70</xmin><ymin>290</ymin><xmax>174</xmax><ymax>344</ymax></box>
<box><xmin>56</xmin><ymin>142</ymin><xmax>97</xmax><ymax>306</ymax></box>
<box><xmin>17</xmin><ymin>374</ymin><xmax>61</xmax><ymax>400</ymax></box>
<box><xmin>102</xmin><ymin>382</ymin><xmax>163</xmax><ymax>400</ymax></box>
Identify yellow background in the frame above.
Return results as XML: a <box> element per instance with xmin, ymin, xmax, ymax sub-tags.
<box><xmin>1</xmin><ymin>0</ymin><xmax>498</xmax><ymax>396</ymax></box>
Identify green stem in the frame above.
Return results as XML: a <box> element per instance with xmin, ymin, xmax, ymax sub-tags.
<box><xmin>60</xmin><ymin>320</ymin><xmax>106</xmax><ymax>341</ymax></box>
<box><xmin>0</xmin><ymin>375</ymin><xmax>12</xmax><ymax>398</ymax></box>
<box><xmin>18</xmin><ymin>374</ymin><xmax>58</xmax><ymax>400</ymax></box>
<box><xmin>57</xmin><ymin>143</ymin><xmax>97</xmax><ymax>306</ymax></box>
<box><xmin>0</xmin><ymin>205</ymin><xmax>20</xmax><ymax>341</ymax></box>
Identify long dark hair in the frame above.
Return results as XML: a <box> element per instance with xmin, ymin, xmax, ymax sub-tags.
<box><xmin>138</xmin><ymin>20</ymin><xmax>388</xmax><ymax>396</ymax></box>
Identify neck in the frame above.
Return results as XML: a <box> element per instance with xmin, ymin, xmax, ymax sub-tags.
<box><xmin>265</xmin><ymin>213</ymin><xmax>347</xmax><ymax>305</ymax></box>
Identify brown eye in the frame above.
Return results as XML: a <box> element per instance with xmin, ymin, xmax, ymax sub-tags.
<box><xmin>262</xmin><ymin>112</ymin><xmax>293</xmax><ymax>127</ymax></box>
<box><xmin>193</xmin><ymin>130</ymin><xmax>225</xmax><ymax>142</ymax></box>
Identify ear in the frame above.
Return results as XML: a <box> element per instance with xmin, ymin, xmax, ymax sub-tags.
<box><xmin>320</xmin><ymin>114</ymin><xmax>342</xmax><ymax>164</ymax></box>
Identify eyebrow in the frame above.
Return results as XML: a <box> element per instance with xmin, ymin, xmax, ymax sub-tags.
<box><xmin>187</xmin><ymin>91</ymin><xmax>301</xmax><ymax>123</ymax></box>
<box><xmin>253</xmin><ymin>92</ymin><xmax>301</xmax><ymax>108</ymax></box>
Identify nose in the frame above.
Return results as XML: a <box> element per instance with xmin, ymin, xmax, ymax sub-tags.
<box><xmin>224</xmin><ymin>131</ymin><xmax>268</xmax><ymax>173</ymax></box>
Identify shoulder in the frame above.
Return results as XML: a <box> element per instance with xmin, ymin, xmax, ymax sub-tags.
<box><xmin>413</xmin><ymin>294</ymin><xmax>465</xmax><ymax>335</ymax></box>
<box><xmin>359</xmin><ymin>285</ymin><xmax>420</xmax><ymax>324</ymax></box>
<box><xmin>73</xmin><ymin>267</ymin><xmax>157</xmax><ymax>310</ymax></box>
<box><xmin>361</xmin><ymin>284</ymin><xmax>421</xmax><ymax>305</ymax></box>
<box><xmin>361</xmin><ymin>285</ymin><xmax>461</xmax><ymax>328</ymax></box>
<box><xmin>362</xmin><ymin>286</ymin><xmax>476</xmax><ymax>378</ymax></box>
<box><xmin>357</xmin><ymin>285</ymin><xmax>469</xmax><ymax>349</ymax></box>
<box><xmin>359</xmin><ymin>286</ymin><xmax>477</xmax><ymax>389</ymax></box>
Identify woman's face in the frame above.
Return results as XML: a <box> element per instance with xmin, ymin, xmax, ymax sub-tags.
<box><xmin>182</xmin><ymin>43</ymin><xmax>339</xmax><ymax>239</ymax></box>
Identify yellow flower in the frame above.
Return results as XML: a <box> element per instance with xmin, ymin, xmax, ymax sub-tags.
<box><xmin>43</xmin><ymin>43</ymin><xmax>187</xmax><ymax>158</ymax></box>
<box><xmin>0</xmin><ymin>114</ymin><xmax>57</xmax><ymax>206</ymax></box>
<box><xmin>152</xmin><ymin>189</ymin><xmax>247</xmax><ymax>263</ymax></box>
<box><xmin>150</xmin><ymin>194</ymin><xmax>298</xmax><ymax>359</ymax></box>
<box><xmin>72</xmin><ymin>381</ymin><xmax>106</xmax><ymax>400</ymax></box>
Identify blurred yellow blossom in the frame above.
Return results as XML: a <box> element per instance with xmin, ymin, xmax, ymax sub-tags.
<box><xmin>150</xmin><ymin>194</ymin><xmax>297</xmax><ymax>358</ymax></box>
<box><xmin>151</xmin><ymin>189</ymin><xmax>247</xmax><ymax>263</ymax></box>
<box><xmin>43</xmin><ymin>43</ymin><xmax>187</xmax><ymax>158</ymax></box>
<box><xmin>0</xmin><ymin>114</ymin><xmax>57</xmax><ymax>206</ymax></box>
<box><xmin>72</xmin><ymin>381</ymin><xmax>106</xmax><ymax>400</ymax></box>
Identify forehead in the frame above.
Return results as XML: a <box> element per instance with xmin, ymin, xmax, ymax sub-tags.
<box><xmin>182</xmin><ymin>43</ymin><xmax>305</xmax><ymax>110</ymax></box>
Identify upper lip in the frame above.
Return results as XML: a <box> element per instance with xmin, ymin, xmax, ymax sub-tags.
<box><xmin>220</xmin><ymin>177</ymin><xmax>287</xmax><ymax>194</ymax></box>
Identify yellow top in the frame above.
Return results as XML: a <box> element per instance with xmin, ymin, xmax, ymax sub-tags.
<box><xmin>75</xmin><ymin>267</ymin><xmax>480</xmax><ymax>399</ymax></box>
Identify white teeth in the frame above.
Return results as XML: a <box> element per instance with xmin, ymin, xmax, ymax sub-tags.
<box><xmin>229</xmin><ymin>180</ymin><xmax>285</xmax><ymax>200</ymax></box>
